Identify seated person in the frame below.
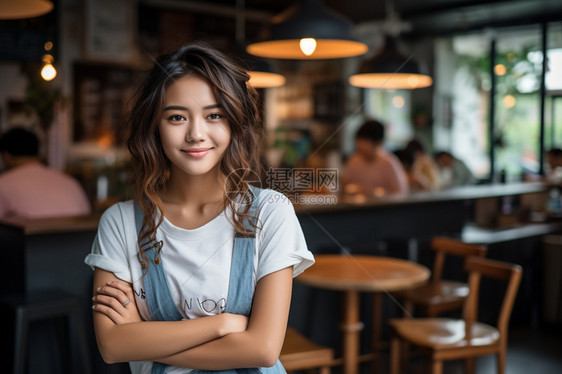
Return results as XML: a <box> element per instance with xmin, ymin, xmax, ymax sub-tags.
<box><xmin>545</xmin><ymin>148</ymin><xmax>562</xmax><ymax>183</ymax></box>
<box><xmin>341</xmin><ymin>119</ymin><xmax>409</xmax><ymax>196</ymax></box>
<box><xmin>405</xmin><ymin>139</ymin><xmax>441</xmax><ymax>190</ymax></box>
<box><xmin>394</xmin><ymin>149</ymin><xmax>431</xmax><ymax>192</ymax></box>
<box><xmin>0</xmin><ymin>127</ymin><xmax>91</xmax><ymax>219</ymax></box>
<box><xmin>434</xmin><ymin>151</ymin><xmax>474</xmax><ymax>188</ymax></box>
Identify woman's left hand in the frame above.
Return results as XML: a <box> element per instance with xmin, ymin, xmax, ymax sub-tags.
<box><xmin>93</xmin><ymin>280</ymin><xmax>142</xmax><ymax>325</ymax></box>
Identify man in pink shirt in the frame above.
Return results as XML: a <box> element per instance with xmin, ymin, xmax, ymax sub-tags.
<box><xmin>341</xmin><ymin>119</ymin><xmax>409</xmax><ymax>196</ymax></box>
<box><xmin>0</xmin><ymin>127</ymin><xmax>91</xmax><ymax>219</ymax></box>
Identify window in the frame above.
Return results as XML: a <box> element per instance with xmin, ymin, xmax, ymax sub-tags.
<box><xmin>433</xmin><ymin>22</ymin><xmax>562</xmax><ymax>181</ymax></box>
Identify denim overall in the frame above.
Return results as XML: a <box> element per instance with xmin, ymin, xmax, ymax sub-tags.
<box><xmin>134</xmin><ymin>187</ymin><xmax>286</xmax><ymax>374</ymax></box>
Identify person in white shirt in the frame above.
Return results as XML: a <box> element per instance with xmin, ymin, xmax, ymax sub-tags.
<box><xmin>0</xmin><ymin>127</ymin><xmax>91</xmax><ymax>219</ymax></box>
<box><xmin>85</xmin><ymin>42</ymin><xmax>314</xmax><ymax>374</ymax></box>
<box><xmin>434</xmin><ymin>151</ymin><xmax>475</xmax><ymax>188</ymax></box>
<box><xmin>341</xmin><ymin>119</ymin><xmax>409</xmax><ymax>196</ymax></box>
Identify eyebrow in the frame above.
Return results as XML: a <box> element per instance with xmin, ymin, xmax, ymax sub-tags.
<box><xmin>163</xmin><ymin>104</ymin><xmax>223</xmax><ymax>111</ymax></box>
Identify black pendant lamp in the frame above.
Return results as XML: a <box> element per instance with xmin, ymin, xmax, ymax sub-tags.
<box><xmin>241</xmin><ymin>51</ymin><xmax>286</xmax><ymax>88</ymax></box>
<box><xmin>246</xmin><ymin>0</ymin><xmax>367</xmax><ymax>60</ymax></box>
<box><xmin>0</xmin><ymin>0</ymin><xmax>53</xmax><ymax>19</ymax></box>
<box><xmin>234</xmin><ymin>0</ymin><xmax>286</xmax><ymax>89</ymax></box>
<box><xmin>349</xmin><ymin>36</ymin><xmax>432</xmax><ymax>89</ymax></box>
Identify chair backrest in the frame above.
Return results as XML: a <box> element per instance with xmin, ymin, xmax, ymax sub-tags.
<box><xmin>462</xmin><ymin>256</ymin><xmax>523</xmax><ymax>344</ymax></box>
<box><xmin>430</xmin><ymin>237</ymin><xmax>487</xmax><ymax>282</ymax></box>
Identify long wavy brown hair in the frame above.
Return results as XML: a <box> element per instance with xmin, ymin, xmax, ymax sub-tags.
<box><xmin>127</xmin><ymin>42</ymin><xmax>262</xmax><ymax>271</ymax></box>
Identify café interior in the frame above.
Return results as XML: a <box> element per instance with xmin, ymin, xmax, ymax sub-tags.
<box><xmin>1</xmin><ymin>0</ymin><xmax>562</xmax><ymax>373</ymax></box>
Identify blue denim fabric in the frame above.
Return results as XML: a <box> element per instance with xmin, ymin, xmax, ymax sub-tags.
<box><xmin>134</xmin><ymin>187</ymin><xmax>286</xmax><ymax>374</ymax></box>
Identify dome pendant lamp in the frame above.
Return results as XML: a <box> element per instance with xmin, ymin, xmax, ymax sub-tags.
<box><xmin>247</xmin><ymin>60</ymin><xmax>287</xmax><ymax>88</ymax></box>
<box><xmin>0</xmin><ymin>0</ymin><xmax>53</xmax><ymax>20</ymax></box>
<box><xmin>349</xmin><ymin>35</ymin><xmax>432</xmax><ymax>89</ymax></box>
<box><xmin>234</xmin><ymin>0</ymin><xmax>286</xmax><ymax>88</ymax></box>
<box><xmin>246</xmin><ymin>0</ymin><xmax>368</xmax><ymax>60</ymax></box>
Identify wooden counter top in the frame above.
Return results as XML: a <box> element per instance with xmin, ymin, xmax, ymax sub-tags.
<box><xmin>294</xmin><ymin>182</ymin><xmax>547</xmax><ymax>214</ymax></box>
<box><xmin>0</xmin><ymin>213</ymin><xmax>101</xmax><ymax>235</ymax></box>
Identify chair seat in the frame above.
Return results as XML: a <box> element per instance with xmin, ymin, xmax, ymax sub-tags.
<box><xmin>389</xmin><ymin>318</ymin><xmax>500</xmax><ymax>349</ymax></box>
<box><xmin>280</xmin><ymin>327</ymin><xmax>334</xmax><ymax>371</ymax></box>
<box><xmin>398</xmin><ymin>280</ymin><xmax>469</xmax><ymax>306</ymax></box>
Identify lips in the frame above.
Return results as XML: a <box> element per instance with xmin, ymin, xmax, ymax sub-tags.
<box><xmin>183</xmin><ymin>148</ymin><xmax>212</xmax><ymax>158</ymax></box>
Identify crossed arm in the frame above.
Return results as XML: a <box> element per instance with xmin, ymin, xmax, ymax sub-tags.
<box><xmin>92</xmin><ymin>266</ymin><xmax>293</xmax><ymax>369</ymax></box>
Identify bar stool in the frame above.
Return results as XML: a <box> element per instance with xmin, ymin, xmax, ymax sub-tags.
<box><xmin>0</xmin><ymin>291</ymin><xmax>92</xmax><ymax>374</ymax></box>
<box><xmin>280</xmin><ymin>327</ymin><xmax>334</xmax><ymax>374</ymax></box>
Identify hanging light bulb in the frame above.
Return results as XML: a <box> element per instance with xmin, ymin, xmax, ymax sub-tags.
<box><xmin>41</xmin><ymin>64</ymin><xmax>56</xmax><ymax>81</ymax></box>
<box><xmin>299</xmin><ymin>38</ymin><xmax>317</xmax><ymax>56</ymax></box>
<box><xmin>247</xmin><ymin>0</ymin><xmax>367</xmax><ymax>60</ymax></box>
<box><xmin>41</xmin><ymin>54</ymin><xmax>57</xmax><ymax>81</ymax></box>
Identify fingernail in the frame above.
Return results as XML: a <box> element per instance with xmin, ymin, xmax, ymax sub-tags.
<box><xmin>96</xmin><ymin>287</ymin><xmax>101</xmax><ymax>292</ymax></box>
<box><xmin>107</xmin><ymin>281</ymin><xmax>113</xmax><ymax>285</ymax></box>
<box><xmin>92</xmin><ymin>304</ymin><xmax>97</xmax><ymax>309</ymax></box>
<box><xmin>92</xmin><ymin>296</ymin><xmax>96</xmax><ymax>301</ymax></box>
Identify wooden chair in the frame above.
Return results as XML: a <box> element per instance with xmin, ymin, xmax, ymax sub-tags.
<box><xmin>280</xmin><ymin>327</ymin><xmax>334</xmax><ymax>374</ymax></box>
<box><xmin>397</xmin><ymin>237</ymin><xmax>487</xmax><ymax>318</ymax></box>
<box><xmin>389</xmin><ymin>256</ymin><xmax>523</xmax><ymax>374</ymax></box>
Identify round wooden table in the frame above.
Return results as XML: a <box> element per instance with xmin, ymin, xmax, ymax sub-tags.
<box><xmin>296</xmin><ymin>255</ymin><xmax>430</xmax><ymax>374</ymax></box>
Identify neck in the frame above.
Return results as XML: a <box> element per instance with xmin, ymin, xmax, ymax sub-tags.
<box><xmin>7</xmin><ymin>156</ymin><xmax>41</xmax><ymax>169</ymax></box>
<box><xmin>163</xmin><ymin>166</ymin><xmax>227</xmax><ymax>207</ymax></box>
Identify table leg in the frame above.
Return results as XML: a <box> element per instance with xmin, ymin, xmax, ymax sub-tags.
<box><xmin>372</xmin><ymin>292</ymin><xmax>382</xmax><ymax>373</ymax></box>
<box><xmin>341</xmin><ymin>290</ymin><xmax>363</xmax><ymax>374</ymax></box>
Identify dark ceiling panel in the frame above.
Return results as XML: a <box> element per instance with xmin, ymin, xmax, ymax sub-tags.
<box><xmin>172</xmin><ymin>0</ymin><xmax>562</xmax><ymax>36</ymax></box>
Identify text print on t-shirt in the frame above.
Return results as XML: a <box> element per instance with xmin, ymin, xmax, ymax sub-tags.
<box><xmin>135</xmin><ymin>287</ymin><xmax>146</xmax><ymax>299</ymax></box>
<box><xmin>183</xmin><ymin>297</ymin><xmax>226</xmax><ymax>314</ymax></box>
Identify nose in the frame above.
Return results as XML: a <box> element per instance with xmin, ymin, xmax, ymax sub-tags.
<box><xmin>186</xmin><ymin>116</ymin><xmax>205</xmax><ymax>143</ymax></box>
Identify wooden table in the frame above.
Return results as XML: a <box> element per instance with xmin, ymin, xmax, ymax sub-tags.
<box><xmin>296</xmin><ymin>255</ymin><xmax>430</xmax><ymax>374</ymax></box>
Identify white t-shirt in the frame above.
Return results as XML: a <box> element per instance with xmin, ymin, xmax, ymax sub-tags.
<box><xmin>85</xmin><ymin>188</ymin><xmax>314</xmax><ymax>374</ymax></box>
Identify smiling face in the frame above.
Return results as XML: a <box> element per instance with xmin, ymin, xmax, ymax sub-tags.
<box><xmin>159</xmin><ymin>74</ymin><xmax>231</xmax><ymax>179</ymax></box>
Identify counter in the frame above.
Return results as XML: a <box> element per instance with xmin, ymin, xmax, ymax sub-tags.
<box><xmin>294</xmin><ymin>182</ymin><xmax>547</xmax><ymax>213</ymax></box>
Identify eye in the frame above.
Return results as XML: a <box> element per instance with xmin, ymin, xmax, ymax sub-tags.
<box><xmin>207</xmin><ymin>113</ymin><xmax>223</xmax><ymax>121</ymax></box>
<box><xmin>168</xmin><ymin>114</ymin><xmax>186</xmax><ymax>122</ymax></box>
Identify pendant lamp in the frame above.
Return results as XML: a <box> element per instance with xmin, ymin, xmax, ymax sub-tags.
<box><xmin>247</xmin><ymin>59</ymin><xmax>286</xmax><ymax>88</ymax></box>
<box><xmin>246</xmin><ymin>0</ymin><xmax>367</xmax><ymax>60</ymax></box>
<box><xmin>349</xmin><ymin>36</ymin><xmax>432</xmax><ymax>89</ymax></box>
<box><xmin>0</xmin><ymin>0</ymin><xmax>53</xmax><ymax>20</ymax></box>
<box><xmin>240</xmin><ymin>50</ymin><xmax>286</xmax><ymax>88</ymax></box>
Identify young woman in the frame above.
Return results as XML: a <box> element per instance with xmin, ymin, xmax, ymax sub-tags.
<box><xmin>85</xmin><ymin>43</ymin><xmax>314</xmax><ymax>374</ymax></box>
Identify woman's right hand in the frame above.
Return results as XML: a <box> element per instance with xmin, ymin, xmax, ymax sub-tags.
<box><xmin>219</xmin><ymin>313</ymin><xmax>249</xmax><ymax>336</ymax></box>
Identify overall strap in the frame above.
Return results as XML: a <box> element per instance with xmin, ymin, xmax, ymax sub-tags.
<box><xmin>211</xmin><ymin>187</ymin><xmax>286</xmax><ymax>374</ymax></box>
<box><xmin>134</xmin><ymin>202</ymin><xmax>183</xmax><ymax>374</ymax></box>
<box><xmin>223</xmin><ymin>186</ymin><xmax>261</xmax><ymax>316</ymax></box>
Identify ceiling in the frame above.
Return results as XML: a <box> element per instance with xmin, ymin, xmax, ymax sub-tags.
<box><xmin>164</xmin><ymin>0</ymin><xmax>562</xmax><ymax>37</ymax></box>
